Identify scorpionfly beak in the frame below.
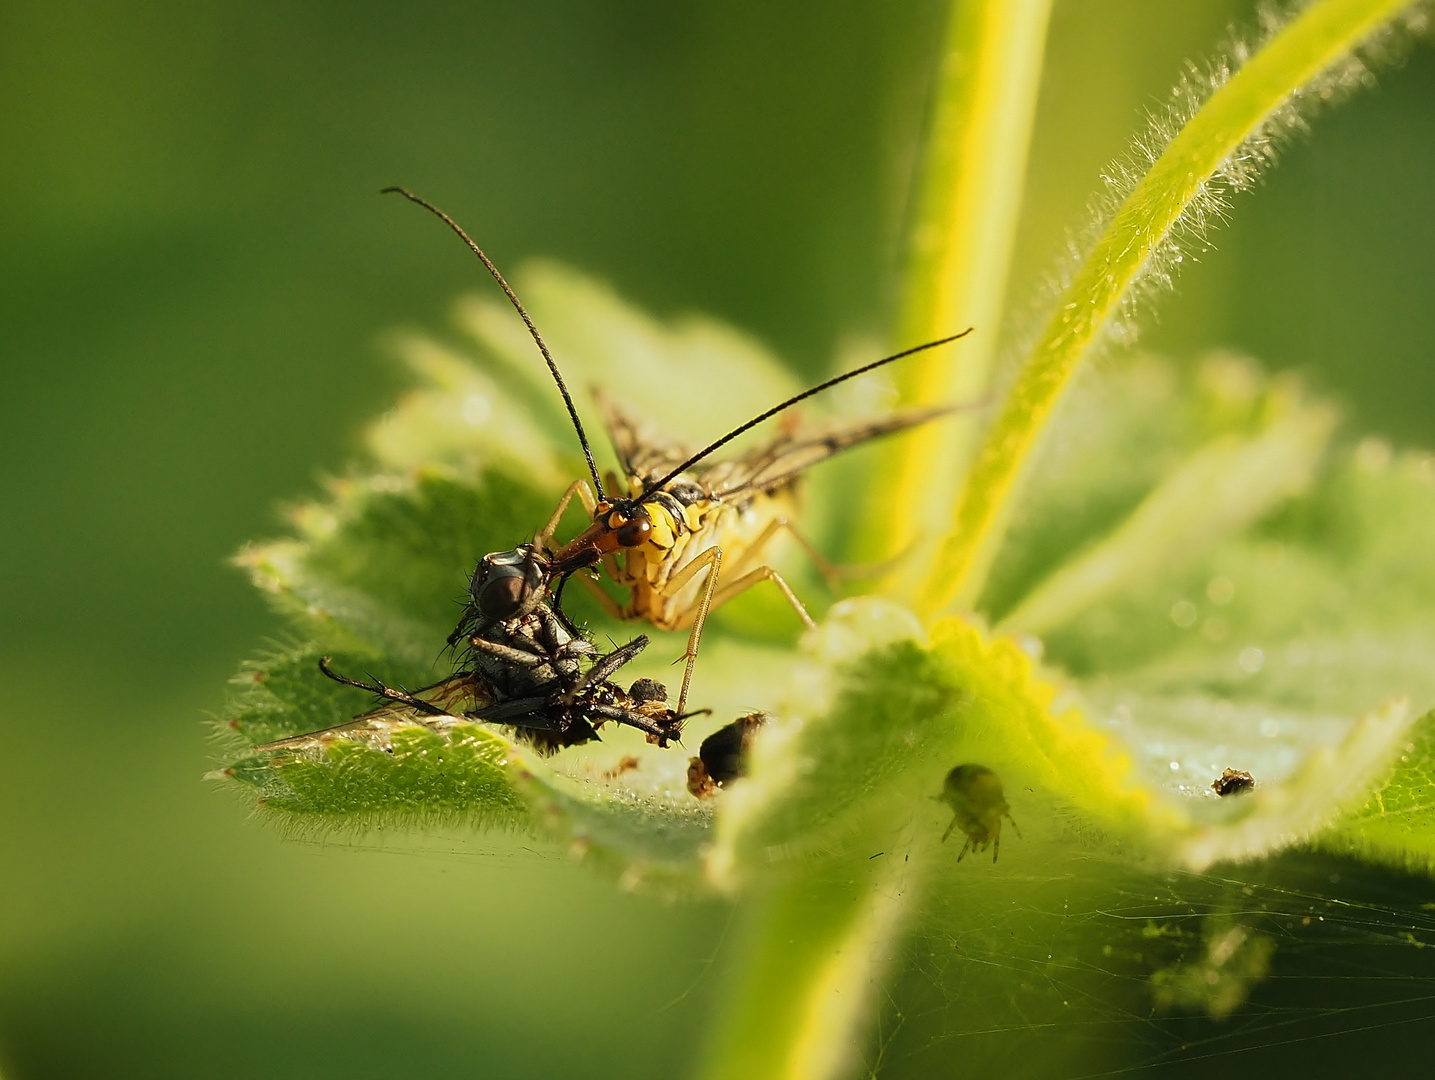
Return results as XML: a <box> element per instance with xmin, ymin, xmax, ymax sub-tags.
<box><xmin>549</xmin><ymin>519</ymin><xmax>618</xmax><ymax>571</ymax></box>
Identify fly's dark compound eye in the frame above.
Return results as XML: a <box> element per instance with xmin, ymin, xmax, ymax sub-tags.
<box><xmin>473</xmin><ymin>546</ymin><xmax>546</xmax><ymax>619</ymax></box>
<box><xmin>478</xmin><ymin>574</ymin><xmax>526</xmax><ymax>618</ymax></box>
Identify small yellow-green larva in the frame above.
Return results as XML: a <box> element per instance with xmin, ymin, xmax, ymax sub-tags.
<box><xmin>938</xmin><ymin>764</ymin><xmax>1020</xmax><ymax>862</ymax></box>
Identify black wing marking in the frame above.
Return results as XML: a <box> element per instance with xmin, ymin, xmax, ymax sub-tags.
<box><xmin>704</xmin><ymin>404</ymin><xmax>958</xmax><ymax>499</ymax></box>
<box><xmin>593</xmin><ymin>388</ymin><xmax>696</xmax><ymax>486</ymax></box>
<box><xmin>596</xmin><ymin>390</ymin><xmax>962</xmax><ymax>501</ymax></box>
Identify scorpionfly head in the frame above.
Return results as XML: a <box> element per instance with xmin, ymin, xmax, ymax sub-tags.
<box><xmin>549</xmin><ymin>499</ymin><xmax>653</xmax><ymax>573</ymax></box>
<box><xmin>597</xmin><ymin>499</ymin><xmax>653</xmax><ymax>548</ymax></box>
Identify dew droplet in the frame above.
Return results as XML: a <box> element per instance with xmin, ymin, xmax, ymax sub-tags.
<box><xmin>461</xmin><ymin>393</ymin><xmax>492</xmax><ymax>426</ymax></box>
<box><xmin>1170</xmin><ymin>599</ymin><xmax>1198</xmax><ymax>627</ymax></box>
<box><xmin>1207</xmin><ymin>577</ymin><xmax>1236</xmax><ymax>605</ymax></box>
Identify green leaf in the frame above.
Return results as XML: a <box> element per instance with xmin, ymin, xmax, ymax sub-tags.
<box><xmin>1319</xmin><ymin>707</ymin><xmax>1435</xmax><ymax>873</ymax></box>
<box><xmin>217</xmin><ymin>277</ymin><xmax>1435</xmax><ymax>1064</ymax></box>
<box><xmin>217</xmin><ymin>274</ymin><xmax>1435</xmax><ymax>1077</ymax></box>
<box><xmin>996</xmin><ymin>375</ymin><xmax>1336</xmax><ymax>638</ymax></box>
<box><xmin>217</xmin><ymin>641</ymin><xmax>723</xmax><ymax>877</ymax></box>
<box><xmin>240</xmin><ymin>463</ymin><xmax>559</xmax><ymax>663</ymax></box>
<box><xmin>959</xmin><ymin>351</ymin><xmax>1433</xmax><ymax>787</ymax></box>
<box><xmin>234</xmin><ymin>721</ymin><xmax>529</xmax><ymax>828</ymax></box>
<box><xmin>218</xmin><ymin>644</ymin><xmax>521</xmax><ymax>826</ymax></box>
<box><xmin>707</xmin><ymin>599</ymin><xmax>1155</xmax><ymax>891</ymax></box>
<box><xmin>695</xmin><ymin>598</ymin><xmax>1157</xmax><ymax>1080</ymax></box>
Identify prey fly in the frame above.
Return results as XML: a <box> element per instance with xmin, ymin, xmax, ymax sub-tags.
<box><xmin>256</xmin><ymin>545</ymin><xmax>695</xmax><ymax>755</ymax></box>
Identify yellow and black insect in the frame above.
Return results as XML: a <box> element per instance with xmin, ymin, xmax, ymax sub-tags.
<box><xmin>533</xmin><ymin>364</ymin><xmax>971</xmax><ymax>714</ymax></box>
<box><xmin>384</xmin><ymin>187</ymin><xmax>972</xmax><ymax>714</ymax></box>
<box><xmin>938</xmin><ymin>763</ymin><xmax>1020</xmax><ymax>863</ymax></box>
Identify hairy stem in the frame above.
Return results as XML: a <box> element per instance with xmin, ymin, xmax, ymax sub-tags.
<box><xmin>857</xmin><ymin>0</ymin><xmax>1052</xmax><ymax>587</ymax></box>
<box><xmin>918</xmin><ymin>0</ymin><xmax>1418</xmax><ymax>618</ymax></box>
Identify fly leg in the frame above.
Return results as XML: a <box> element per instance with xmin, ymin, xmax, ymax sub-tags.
<box><xmin>536</xmin><ymin>479</ymin><xmax>600</xmax><ymax>553</ymax></box>
<box><xmin>259</xmin><ymin>659</ymin><xmax>452</xmax><ymax>750</ymax></box>
<box><xmin>561</xmin><ymin>635</ymin><xmax>649</xmax><ymax>704</ymax></box>
<box><xmin>467</xmin><ymin>637</ymin><xmax>548</xmax><ymax>669</ymax></box>
<box><xmin>551</xmin><ymin>552</ymin><xmax>628</xmax><ymax>635</ymax></box>
<box><xmin>556</xmin><ymin>547</ymin><xmax>629</xmax><ymax>624</ymax></box>
<box><xmin>582</xmin><ymin>635</ymin><xmax>649</xmax><ymax>686</ymax></box>
<box><xmin>586</xmin><ymin>703</ymin><xmax>678</xmax><ymax>744</ymax></box>
<box><xmin>317</xmin><ymin>657</ymin><xmax>450</xmax><ymax>717</ymax></box>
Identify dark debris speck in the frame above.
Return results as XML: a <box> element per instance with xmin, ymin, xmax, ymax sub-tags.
<box><xmin>1212</xmin><ymin>768</ymin><xmax>1256</xmax><ymax>796</ymax></box>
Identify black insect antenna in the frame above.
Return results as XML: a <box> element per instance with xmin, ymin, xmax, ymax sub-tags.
<box><xmin>382</xmin><ymin>186</ymin><xmax>606</xmax><ymax>499</ymax></box>
<box><xmin>637</xmin><ymin>328</ymin><xmax>974</xmax><ymax>501</ymax></box>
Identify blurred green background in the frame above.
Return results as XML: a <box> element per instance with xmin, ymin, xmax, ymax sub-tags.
<box><xmin>2</xmin><ymin>1</ymin><xmax>1433</xmax><ymax>1076</ymax></box>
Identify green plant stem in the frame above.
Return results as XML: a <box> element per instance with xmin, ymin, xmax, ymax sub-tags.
<box><xmin>696</xmin><ymin>855</ymin><xmax>912</xmax><ymax>1080</ymax></box>
<box><xmin>857</xmin><ymin>0</ymin><xmax>1052</xmax><ymax>589</ymax></box>
<box><xmin>917</xmin><ymin>0</ymin><xmax>1416</xmax><ymax>619</ymax></box>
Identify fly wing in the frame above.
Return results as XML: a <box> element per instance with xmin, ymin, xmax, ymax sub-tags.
<box><xmin>705</xmin><ymin>403</ymin><xmax>958</xmax><ymax>499</ymax></box>
<box><xmin>254</xmin><ymin>674</ymin><xmax>486</xmax><ymax>752</ymax></box>
<box><xmin>593</xmin><ymin>388</ymin><xmax>696</xmax><ymax>487</ymax></box>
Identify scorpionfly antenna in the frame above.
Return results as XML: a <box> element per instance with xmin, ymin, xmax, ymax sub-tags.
<box><xmin>637</xmin><ymin>328</ymin><xmax>974</xmax><ymax>502</ymax></box>
<box><xmin>381</xmin><ymin>186</ymin><xmax>606</xmax><ymax>500</ymax></box>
